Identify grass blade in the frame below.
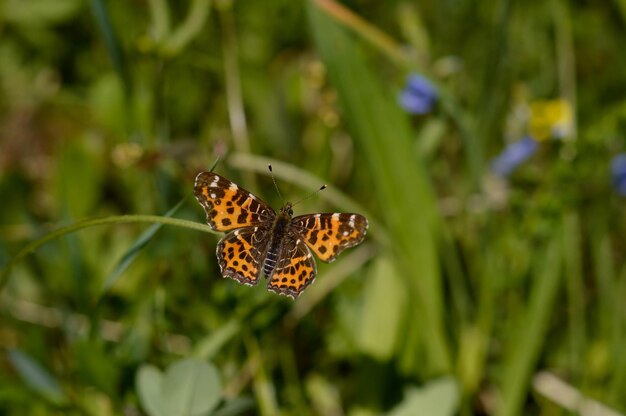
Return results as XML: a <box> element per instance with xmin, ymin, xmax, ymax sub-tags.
<box><xmin>7</xmin><ymin>348</ymin><xmax>67</xmax><ymax>405</ymax></box>
<box><xmin>100</xmin><ymin>200</ymin><xmax>184</xmax><ymax>294</ymax></box>
<box><xmin>0</xmin><ymin>215</ymin><xmax>217</xmax><ymax>293</ymax></box>
<box><xmin>498</xmin><ymin>233</ymin><xmax>562</xmax><ymax>416</ymax></box>
<box><xmin>88</xmin><ymin>0</ymin><xmax>131</xmax><ymax>96</ymax></box>
<box><xmin>309</xmin><ymin>2</ymin><xmax>450</xmax><ymax>374</ymax></box>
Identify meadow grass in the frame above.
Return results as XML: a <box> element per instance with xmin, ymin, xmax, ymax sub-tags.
<box><xmin>1</xmin><ymin>0</ymin><xmax>625</xmax><ymax>415</ymax></box>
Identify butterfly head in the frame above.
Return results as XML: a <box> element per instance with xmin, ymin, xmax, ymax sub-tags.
<box><xmin>279</xmin><ymin>203</ymin><xmax>294</xmax><ymax>217</ymax></box>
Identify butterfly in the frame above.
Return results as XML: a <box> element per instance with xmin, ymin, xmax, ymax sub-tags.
<box><xmin>193</xmin><ymin>171</ymin><xmax>368</xmax><ymax>299</ymax></box>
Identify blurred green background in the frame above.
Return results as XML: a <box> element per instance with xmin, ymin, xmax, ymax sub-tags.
<box><xmin>1</xmin><ymin>0</ymin><xmax>625</xmax><ymax>415</ymax></box>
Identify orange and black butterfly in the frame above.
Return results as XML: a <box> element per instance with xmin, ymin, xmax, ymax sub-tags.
<box><xmin>193</xmin><ymin>171</ymin><xmax>368</xmax><ymax>299</ymax></box>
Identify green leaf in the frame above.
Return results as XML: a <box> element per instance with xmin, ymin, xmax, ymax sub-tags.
<box><xmin>137</xmin><ymin>365</ymin><xmax>165</xmax><ymax>416</ymax></box>
<box><xmin>162</xmin><ymin>359</ymin><xmax>221</xmax><ymax>416</ymax></box>
<box><xmin>7</xmin><ymin>349</ymin><xmax>67</xmax><ymax>405</ymax></box>
<box><xmin>357</xmin><ymin>256</ymin><xmax>405</xmax><ymax>360</ymax></box>
<box><xmin>137</xmin><ymin>359</ymin><xmax>222</xmax><ymax>416</ymax></box>
<box><xmin>387</xmin><ymin>376</ymin><xmax>459</xmax><ymax>416</ymax></box>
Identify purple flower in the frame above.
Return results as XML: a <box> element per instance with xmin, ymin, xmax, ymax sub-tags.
<box><xmin>611</xmin><ymin>153</ymin><xmax>626</xmax><ymax>196</ymax></box>
<box><xmin>491</xmin><ymin>136</ymin><xmax>538</xmax><ymax>177</ymax></box>
<box><xmin>399</xmin><ymin>74</ymin><xmax>438</xmax><ymax>114</ymax></box>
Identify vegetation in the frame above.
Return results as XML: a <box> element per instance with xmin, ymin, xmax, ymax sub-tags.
<box><xmin>1</xmin><ymin>0</ymin><xmax>625</xmax><ymax>415</ymax></box>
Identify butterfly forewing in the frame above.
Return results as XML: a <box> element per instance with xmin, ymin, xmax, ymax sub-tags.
<box><xmin>291</xmin><ymin>213</ymin><xmax>368</xmax><ymax>262</ymax></box>
<box><xmin>266</xmin><ymin>237</ymin><xmax>317</xmax><ymax>299</ymax></box>
<box><xmin>217</xmin><ymin>227</ymin><xmax>270</xmax><ymax>286</ymax></box>
<box><xmin>194</xmin><ymin>172</ymin><xmax>275</xmax><ymax>232</ymax></box>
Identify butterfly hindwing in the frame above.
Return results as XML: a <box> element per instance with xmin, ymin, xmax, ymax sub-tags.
<box><xmin>291</xmin><ymin>213</ymin><xmax>368</xmax><ymax>263</ymax></box>
<box><xmin>216</xmin><ymin>226</ymin><xmax>269</xmax><ymax>286</ymax></box>
<box><xmin>194</xmin><ymin>172</ymin><xmax>275</xmax><ymax>232</ymax></box>
<box><xmin>266</xmin><ymin>237</ymin><xmax>317</xmax><ymax>299</ymax></box>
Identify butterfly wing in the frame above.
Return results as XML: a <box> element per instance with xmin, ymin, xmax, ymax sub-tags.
<box><xmin>291</xmin><ymin>213</ymin><xmax>368</xmax><ymax>262</ymax></box>
<box><xmin>194</xmin><ymin>172</ymin><xmax>275</xmax><ymax>231</ymax></box>
<box><xmin>266</xmin><ymin>237</ymin><xmax>317</xmax><ymax>299</ymax></box>
<box><xmin>217</xmin><ymin>226</ymin><xmax>270</xmax><ymax>286</ymax></box>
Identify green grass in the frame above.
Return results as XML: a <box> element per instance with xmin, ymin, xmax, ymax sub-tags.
<box><xmin>1</xmin><ymin>0</ymin><xmax>625</xmax><ymax>415</ymax></box>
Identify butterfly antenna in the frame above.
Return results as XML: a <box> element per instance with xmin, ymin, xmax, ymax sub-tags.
<box><xmin>292</xmin><ymin>184</ymin><xmax>327</xmax><ymax>207</ymax></box>
<box><xmin>268</xmin><ymin>164</ymin><xmax>285</xmax><ymax>203</ymax></box>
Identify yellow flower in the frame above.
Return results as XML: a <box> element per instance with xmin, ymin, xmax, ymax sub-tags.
<box><xmin>529</xmin><ymin>99</ymin><xmax>573</xmax><ymax>141</ymax></box>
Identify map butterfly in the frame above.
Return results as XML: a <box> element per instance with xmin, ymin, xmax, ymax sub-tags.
<box><xmin>193</xmin><ymin>171</ymin><xmax>368</xmax><ymax>299</ymax></box>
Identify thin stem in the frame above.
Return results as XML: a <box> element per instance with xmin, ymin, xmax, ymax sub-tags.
<box><xmin>0</xmin><ymin>215</ymin><xmax>217</xmax><ymax>292</ymax></box>
<box><xmin>162</xmin><ymin>0</ymin><xmax>211</xmax><ymax>55</ymax></box>
<box><xmin>220</xmin><ymin>6</ymin><xmax>249</xmax><ymax>153</ymax></box>
<box><xmin>148</xmin><ymin>0</ymin><xmax>171</xmax><ymax>42</ymax></box>
<box><xmin>217</xmin><ymin>3</ymin><xmax>257</xmax><ymax>192</ymax></box>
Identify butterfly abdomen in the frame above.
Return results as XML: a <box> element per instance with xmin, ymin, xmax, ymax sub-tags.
<box><xmin>263</xmin><ymin>210</ymin><xmax>291</xmax><ymax>277</ymax></box>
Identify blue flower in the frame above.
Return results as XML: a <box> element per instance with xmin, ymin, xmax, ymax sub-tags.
<box><xmin>491</xmin><ymin>136</ymin><xmax>538</xmax><ymax>177</ymax></box>
<box><xmin>611</xmin><ymin>153</ymin><xmax>626</xmax><ymax>196</ymax></box>
<box><xmin>399</xmin><ymin>74</ymin><xmax>438</xmax><ymax>114</ymax></box>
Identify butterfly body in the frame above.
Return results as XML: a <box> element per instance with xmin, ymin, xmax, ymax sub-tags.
<box><xmin>194</xmin><ymin>172</ymin><xmax>368</xmax><ymax>299</ymax></box>
<box><xmin>263</xmin><ymin>204</ymin><xmax>293</xmax><ymax>277</ymax></box>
